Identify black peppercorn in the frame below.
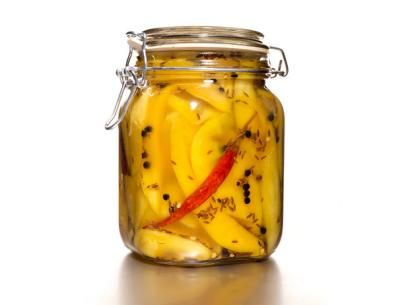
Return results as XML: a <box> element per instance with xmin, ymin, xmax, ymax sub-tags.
<box><xmin>244</xmin><ymin>197</ymin><xmax>251</xmax><ymax>204</ymax></box>
<box><xmin>243</xmin><ymin>183</ymin><xmax>250</xmax><ymax>191</ymax></box>
<box><xmin>260</xmin><ymin>226</ymin><xmax>267</xmax><ymax>234</ymax></box>
<box><xmin>221</xmin><ymin>248</ymin><xmax>230</xmax><ymax>257</ymax></box>
<box><xmin>244</xmin><ymin>130</ymin><xmax>252</xmax><ymax>138</ymax></box>
<box><xmin>145</xmin><ymin>126</ymin><xmax>152</xmax><ymax>132</ymax></box>
<box><xmin>163</xmin><ymin>193</ymin><xmax>170</xmax><ymax>200</ymax></box>
<box><xmin>141</xmin><ymin>130</ymin><xmax>147</xmax><ymax>137</ymax></box>
<box><xmin>143</xmin><ymin>161</ymin><xmax>150</xmax><ymax>169</ymax></box>
<box><xmin>244</xmin><ymin>190</ymin><xmax>250</xmax><ymax>197</ymax></box>
<box><xmin>244</xmin><ymin>169</ymin><xmax>252</xmax><ymax>177</ymax></box>
<box><xmin>141</xmin><ymin>151</ymin><xmax>148</xmax><ymax>159</ymax></box>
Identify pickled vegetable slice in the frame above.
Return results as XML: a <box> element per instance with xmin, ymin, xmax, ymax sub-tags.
<box><xmin>170</xmin><ymin>113</ymin><xmax>199</xmax><ymax>195</ymax></box>
<box><xmin>137</xmin><ymin>86</ymin><xmax>182</xmax><ymax>217</ymax></box>
<box><xmin>259</xmin><ymin>142</ymin><xmax>282</xmax><ymax>252</ymax></box>
<box><xmin>197</xmin><ymin>211</ymin><xmax>263</xmax><ymax>255</ymax></box>
<box><xmin>232</xmin><ymin>80</ymin><xmax>257</xmax><ymax>129</ymax></box>
<box><xmin>125</xmin><ymin>175</ymin><xmax>153</xmax><ymax>229</ymax></box>
<box><xmin>168</xmin><ymin>93</ymin><xmax>219</xmax><ymax>125</ymax></box>
<box><xmin>134</xmin><ymin>229</ymin><xmax>213</xmax><ymax>261</ymax></box>
<box><xmin>191</xmin><ymin>113</ymin><xmax>237</xmax><ymax>182</ymax></box>
<box><xmin>178</xmin><ymin>83</ymin><xmax>233</xmax><ymax>112</ymax></box>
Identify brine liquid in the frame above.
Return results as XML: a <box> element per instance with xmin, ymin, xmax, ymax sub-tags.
<box><xmin>119</xmin><ymin>77</ymin><xmax>283</xmax><ymax>264</ymax></box>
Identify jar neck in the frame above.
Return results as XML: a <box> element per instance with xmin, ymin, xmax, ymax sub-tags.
<box><xmin>137</xmin><ymin>50</ymin><xmax>270</xmax><ymax>81</ymax></box>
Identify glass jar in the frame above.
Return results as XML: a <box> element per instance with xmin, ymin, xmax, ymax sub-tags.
<box><xmin>105</xmin><ymin>27</ymin><xmax>288</xmax><ymax>266</ymax></box>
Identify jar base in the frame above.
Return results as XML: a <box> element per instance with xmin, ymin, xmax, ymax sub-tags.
<box><xmin>128</xmin><ymin>251</ymin><xmax>270</xmax><ymax>267</ymax></box>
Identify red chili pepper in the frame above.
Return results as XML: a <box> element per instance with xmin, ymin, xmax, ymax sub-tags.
<box><xmin>147</xmin><ymin>147</ymin><xmax>237</xmax><ymax>228</ymax></box>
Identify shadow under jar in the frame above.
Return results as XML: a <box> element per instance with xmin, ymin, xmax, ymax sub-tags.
<box><xmin>107</xmin><ymin>26</ymin><xmax>288</xmax><ymax>266</ymax></box>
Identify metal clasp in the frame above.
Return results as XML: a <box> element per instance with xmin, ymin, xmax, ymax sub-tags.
<box><xmin>268</xmin><ymin>46</ymin><xmax>289</xmax><ymax>78</ymax></box>
<box><xmin>104</xmin><ymin>32</ymin><xmax>147</xmax><ymax>130</ymax></box>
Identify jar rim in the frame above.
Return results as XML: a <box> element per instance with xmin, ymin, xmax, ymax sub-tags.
<box><xmin>139</xmin><ymin>26</ymin><xmax>269</xmax><ymax>53</ymax></box>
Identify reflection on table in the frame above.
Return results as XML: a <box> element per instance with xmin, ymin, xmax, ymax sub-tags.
<box><xmin>119</xmin><ymin>254</ymin><xmax>281</xmax><ymax>305</ymax></box>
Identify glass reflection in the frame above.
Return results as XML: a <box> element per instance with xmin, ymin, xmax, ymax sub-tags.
<box><xmin>119</xmin><ymin>254</ymin><xmax>281</xmax><ymax>305</ymax></box>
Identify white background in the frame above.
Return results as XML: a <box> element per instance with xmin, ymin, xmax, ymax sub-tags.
<box><xmin>1</xmin><ymin>1</ymin><xmax>405</xmax><ymax>304</ymax></box>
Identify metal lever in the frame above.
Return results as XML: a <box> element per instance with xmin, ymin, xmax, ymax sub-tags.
<box><xmin>268</xmin><ymin>46</ymin><xmax>289</xmax><ymax>78</ymax></box>
<box><xmin>104</xmin><ymin>67</ymin><xmax>138</xmax><ymax>130</ymax></box>
<box><xmin>104</xmin><ymin>32</ymin><xmax>147</xmax><ymax>130</ymax></box>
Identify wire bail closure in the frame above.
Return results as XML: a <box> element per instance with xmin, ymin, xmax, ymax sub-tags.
<box><xmin>105</xmin><ymin>31</ymin><xmax>288</xmax><ymax>130</ymax></box>
<box><xmin>104</xmin><ymin>32</ymin><xmax>147</xmax><ymax>130</ymax></box>
<box><xmin>268</xmin><ymin>46</ymin><xmax>289</xmax><ymax>78</ymax></box>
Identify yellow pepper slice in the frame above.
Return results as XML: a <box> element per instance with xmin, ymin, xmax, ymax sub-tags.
<box><xmin>134</xmin><ymin>229</ymin><xmax>213</xmax><ymax>261</ymax></box>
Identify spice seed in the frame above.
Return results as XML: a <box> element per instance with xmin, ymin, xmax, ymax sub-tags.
<box><xmin>244</xmin><ymin>130</ymin><xmax>252</xmax><ymax>138</ymax></box>
<box><xmin>163</xmin><ymin>193</ymin><xmax>170</xmax><ymax>200</ymax></box>
<box><xmin>141</xmin><ymin>130</ymin><xmax>147</xmax><ymax>137</ymax></box>
<box><xmin>143</xmin><ymin>161</ymin><xmax>150</xmax><ymax>169</ymax></box>
<box><xmin>243</xmin><ymin>183</ymin><xmax>250</xmax><ymax>190</ymax></box>
<box><xmin>141</xmin><ymin>151</ymin><xmax>148</xmax><ymax>159</ymax></box>
<box><xmin>244</xmin><ymin>169</ymin><xmax>252</xmax><ymax>177</ymax></box>
<box><xmin>260</xmin><ymin>226</ymin><xmax>267</xmax><ymax>234</ymax></box>
<box><xmin>145</xmin><ymin>126</ymin><xmax>152</xmax><ymax>132</ymax></box>
<box><xmin>244</xmin><ymin>197</ymin><xmax>251</xmax><ymax>204</ymax></box>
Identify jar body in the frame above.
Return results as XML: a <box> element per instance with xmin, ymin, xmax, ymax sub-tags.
<box><xmin>119</xmin><ymin>69</ymin><xmax>284</xmax><ymax>265</ymax></box>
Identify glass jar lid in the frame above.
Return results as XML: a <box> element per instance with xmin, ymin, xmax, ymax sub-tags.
<box><xmin>134</xmin><ymin>26</ymin><xmax>269</xmax><ymax>53</ymax></box>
